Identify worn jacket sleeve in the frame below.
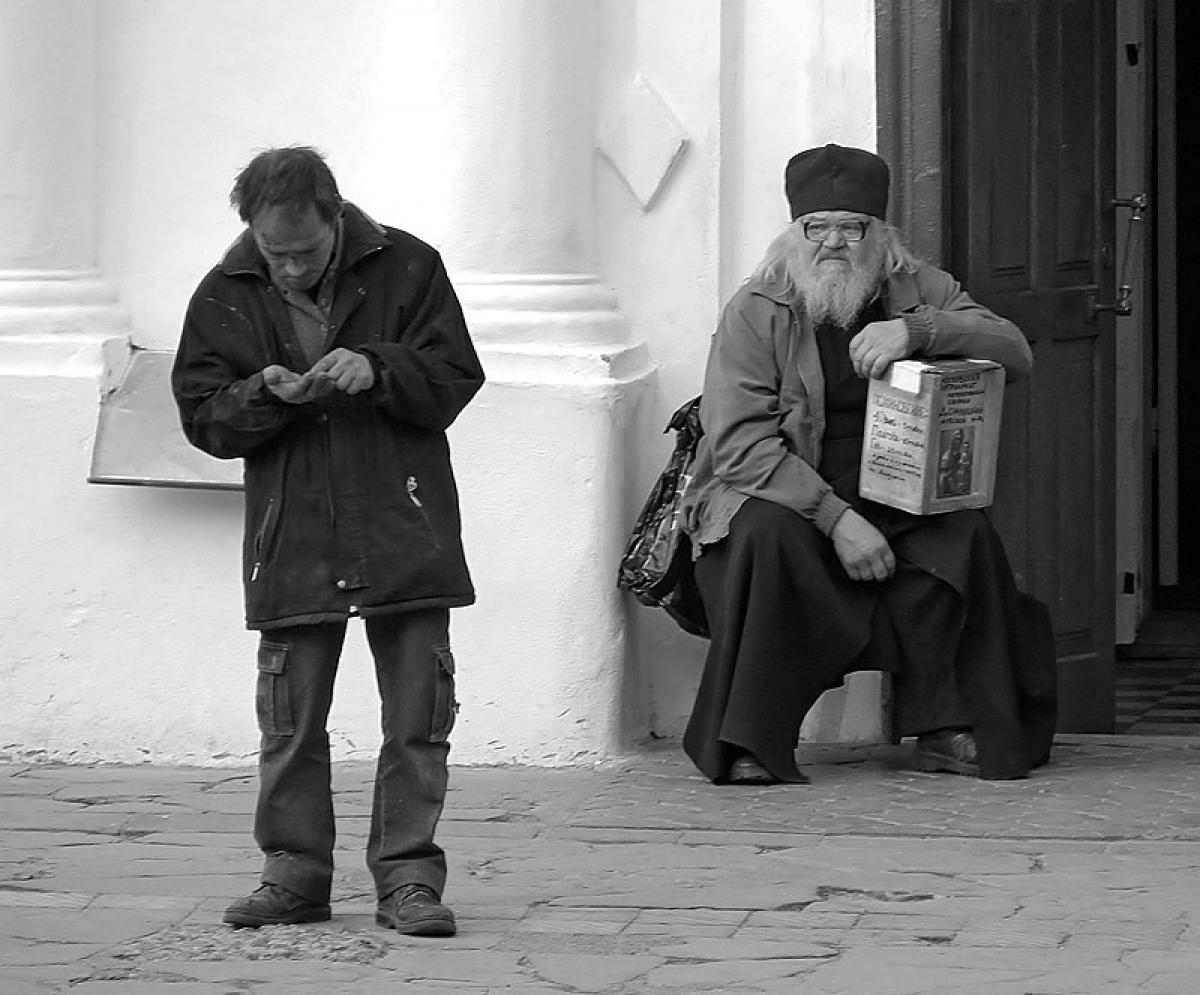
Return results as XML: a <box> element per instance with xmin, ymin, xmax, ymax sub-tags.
<box><xmin>171</xmin><ymin>291</ymin><xmax>300</xmax><ymax>460</ymax></box>
<box><xmin>702</xmin><ymin>297</ymin><xmax>849</xmax><ymax>535</ymax></box>
<box><xmin>902</xmin><ymin>265</ymin><xmax>1033</xmax><ymax>382</ymax></box>
<box><xmin>358</xmin><ymin>253</ymin><xmax>485</xmax><ymax>432</ymax></box>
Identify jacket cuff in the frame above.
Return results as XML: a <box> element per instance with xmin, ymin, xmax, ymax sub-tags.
<box><xmin>813</xmin><ymin>490</ymin><xmax>851</xmax><ymax>536</ymax></box>
<box><xmin>901</xmin><ymin>304</ymin><xmax>936</xmax><ymax>355</ymax></box>
<box><xmin>354</xmin><ymin>347</ymin><xmax>387</xmax><ymax>395</ymax></box>
<box><xmin>248</xmin><ymin>371</ymin><xmax>288</xmax><ymax>408</ymax></box>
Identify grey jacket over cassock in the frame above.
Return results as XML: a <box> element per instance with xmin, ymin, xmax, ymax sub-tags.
<box><xmin>681</xmin><ymin>261</ymin><xmax>1033</xmax><ymax>551</ymax></box>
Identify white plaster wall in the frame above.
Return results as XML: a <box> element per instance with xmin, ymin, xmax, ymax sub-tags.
<box><xmin>0</xmin><ymin>0</ymin><xmax>96</xmax><ymax>271</ymax></box>
<box><xmin>1</xmin><ymin>0</ymin><xmax>646</xmax><ymax>766</ymax></box>
<box><xmin>0</xmin><ymin>359</ymin><xmax>259</xmax><ymax>763</ymax></box>
<box><xmin>2</xmin><ymin>0</ymin><xmax>881</xmax><ymax>765</ymax></box>
<box><xmin>596</xmin><ymin>0</ymin><xmax>879</xmax><ymax>740</ymax></box>
<box><xmin>97</xmin><ymin>0</ymin><xmax>607</xmax><ymax>342</ymax></box>
<box><xmin>722</xmin><ymin>0</ymin><xmax>879</xmax><ymax>298</ymax></box>
<box><xmin>595</xmin><ymin>0</ymin><xmax>725</xmax><ymax>739</ymax></box>
<box><xmin>99</xmin><ymin>0</ymin><xmax>443</xmax><ymax>350</ymax></box>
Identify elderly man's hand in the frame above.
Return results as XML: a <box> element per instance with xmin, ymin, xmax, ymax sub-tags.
<box><xmin>262</xmin><ymin>365</ymin><xmax>335</xmax><ymax>404</ymax></box>
<box><xmin>307</xmin><ymin>348</ymin><xmax>376</xmax><ymax>395</ymax></box>
<box><xmin>831</xmin><ymin>509</ymin><xmax>897</xmax><ymax>582</ymax></box>
<box><xmin>849</xmin><ymin>317</ymin><xmax>910</xmax><ymax>379</ymax></box>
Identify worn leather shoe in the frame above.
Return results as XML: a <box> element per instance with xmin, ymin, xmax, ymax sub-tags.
<box><xmin>914</xmin><ymin>729</ymin><xmax>980</xmax><ymax>777</ymax></box>
<box><xmin>376</xmin><ymin>883</ymin><xmax>457</xmax><ymax>937</ymax></box>
<box><xmin>726</xmin><ymin>753</ymin><xmax>796</xmax><ymax>785</ymax></box>
<box><xmin>222</xmin><ymin>883</ymin><xmax>331</xmax><ymax>928</ymax></box>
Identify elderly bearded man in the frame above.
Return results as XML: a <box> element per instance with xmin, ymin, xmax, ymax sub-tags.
<box><xmin>173</xmin><ymin>147</ymin><xmax>483</xmax><ymax>932</ymax></box>
<box><xmin>679</xmin><ymin>144</ymin><xmax>1057</xmax><ymax>786</ymax></box>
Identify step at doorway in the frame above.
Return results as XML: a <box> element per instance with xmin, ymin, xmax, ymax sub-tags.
<box><xmin>1115</xmin><ymin>590</ymin><xmax>1200</xmax><ymax>734</ymax></box>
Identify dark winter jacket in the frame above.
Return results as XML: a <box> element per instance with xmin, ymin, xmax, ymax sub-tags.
<box><xmin>172</xmin><ymin>203</ymin><xmax>484</xmax><ymax>630</ymax></box>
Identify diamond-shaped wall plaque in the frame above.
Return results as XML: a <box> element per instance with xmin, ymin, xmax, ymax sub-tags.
<box><xmin>597</xmin><ymin>74</ymin><xmax>689</xmax><ymax>211</ymax></box>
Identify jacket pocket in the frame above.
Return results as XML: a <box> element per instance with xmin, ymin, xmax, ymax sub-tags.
<box><xmin>256</xmin><ymin>639</ymin><xmax>294</xmax><ymax>737</ymax></box>
<box><xmin>430</xmin><ymin>645</ymin><xmax>458</xmax><ymax>743</ymax></box>
<box><xmin>250</xmin><ymin>497</ymin><xmax>280</xmax><ymax>583</ymax></box>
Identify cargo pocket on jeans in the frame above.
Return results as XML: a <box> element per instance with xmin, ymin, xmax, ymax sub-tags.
<box><xmin>256</xmin><ymin>640</ymin><xmax>295</xmax><ymax>737</ymax></box>
<box><xmin>430</xmin><ymin>645</ymin><xmax>459</xmax><ymax>743</ymax></box>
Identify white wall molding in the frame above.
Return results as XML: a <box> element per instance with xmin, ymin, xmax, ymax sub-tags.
<box><xmin>598</xmin><ymin>73</ymin><xmax>690</xmax><ymax>211</ymax></box>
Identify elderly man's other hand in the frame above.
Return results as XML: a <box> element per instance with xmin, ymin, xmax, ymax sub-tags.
<box><xmin>308</xmin><ymin>348</ymin><xmax>376</xmax><ymax>395</ymax></box>
<box><xmin>849</xmin><ymin>317</ymin><xmax>910</xmax><ymax>379</ymax></box>
<box><xmin>831</xmin><ymin>509</ymin><xmax>897</xmax><ymax>582</ymax></box>
<box><xmin>262</xmin><ymin>364</ymin><xmax>336</xmax><ymax>404</ymax></box>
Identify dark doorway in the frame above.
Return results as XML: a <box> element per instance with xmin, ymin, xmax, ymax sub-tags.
<box><xmin>1112</xmin><ymin>0</ymin><xmax>1200</xmax><ymax>736</ymax></box>
<box><xmin>1170</xmin><ymin>0</ymin><xmax>1200</xmax><ymax>592</ymax></box>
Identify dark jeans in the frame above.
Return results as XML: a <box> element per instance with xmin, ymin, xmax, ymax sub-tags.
<box><xmin>253</xmin><ymin>608</ymin><xmax>457</xmax><ymax>904</ymax></box>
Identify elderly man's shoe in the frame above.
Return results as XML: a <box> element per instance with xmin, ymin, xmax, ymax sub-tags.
<box><xmin>222</xmin><ymin>884</ymin><xmax>331</xmax><ymax>928</ymax></box>
<box><xmin>376</xmin><ymin>883</ymin><xmax>457</xmax><ymax>936</ymax></box>
<box><xmin>724</xmin><ymin>752</ymin><xmax>808</xmax><ymax>785</ymax></box>
<box><xmin>915</xmin><ymin>729</ymin><xmax>980</xmax><ymax>776</ymax></box>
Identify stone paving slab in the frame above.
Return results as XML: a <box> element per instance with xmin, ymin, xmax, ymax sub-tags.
<box><xmin>0</xmin><ymin>734</ymin><xmax>1198</xmax><ymax>992</ymax></box>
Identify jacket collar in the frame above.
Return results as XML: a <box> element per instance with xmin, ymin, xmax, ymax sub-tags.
<box><xmin>745</xmin><ymin>269</ymin><xmax>793</xmax><ymax>306</ymax></box>
<box><xmin>217</xmin><ymin>201</ymin><xmax>390</xmax><ymax>279</ymax></box>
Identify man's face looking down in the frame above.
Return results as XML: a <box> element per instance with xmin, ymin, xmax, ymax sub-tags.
<box><xmin>251</xmin><ymin>202</ymin><xmax>338</xmax><ymax>292</ymax></box>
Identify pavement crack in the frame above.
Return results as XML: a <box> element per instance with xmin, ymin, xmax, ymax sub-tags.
<box><xmin>8</xmin><ymin>856</ymin><xmax>53</xmax><ymax>881</ymax></box>
<box><xmin>897</xmin><ymin>868</ymin><xmax>960</xmax><ymax>881</ymax></box>
<box><xmin>54</xmin><ymin>793</ymin><xmax>165</xmax><ymax>806</ymax></box>
<box><xmin>815</xmin><ymin>885</ymin><xmax>936</xmax><ymax>903</ymax></box>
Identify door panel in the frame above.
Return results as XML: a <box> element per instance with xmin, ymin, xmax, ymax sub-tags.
<box><xmin>950</xmin><ymin>0</ymin><xmax>1116</xmax><ymax>731</ymax></box>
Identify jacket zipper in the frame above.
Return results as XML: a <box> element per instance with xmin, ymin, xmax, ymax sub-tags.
<box><xmin>250</xmin><ymin>497</ymin><xmax>277</xmax><ymax>582</ymax></box>
<box><xmin>406</xmin><ymin>475</ymin><xmax>423</xmax><ymax>508</ymax></box>
<box><xmin>406</xmin><ymin>475</ymin><xmax>443</xmax><ymax>550</ymax></box>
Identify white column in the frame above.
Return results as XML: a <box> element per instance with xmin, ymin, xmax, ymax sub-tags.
<box><xmin>0</xmin><ymin>0</ymin><xmax>140</xmax><ymax>764</ymax></box>
<box><xmin>364</xmin><ymin>0</ymin><xmax>653</xmax><ymax>763</ymax></box>
<box><xmin>0</xmin><ymin>0</ymin><xmax>127</xmax><ymax>371</ymax></box>
<box><xmin>361</xmin><ymin>0</ymin><xmax>643</xmax><ymax>371</ymax></box>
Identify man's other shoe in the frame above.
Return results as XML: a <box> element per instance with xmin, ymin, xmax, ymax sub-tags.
<box><xmin>726</xmin><ymin>753</ymin><xmax>781</xmax><ymax>785</ymax></box>
<box><xmin>724</xmin><ymin>752</ymin><xmax>811</xmax><ymax>785</ymax></box>
<box><xmin>914</xmin><ymin>729</ymin><xmax>980</xmax><ymax>777</ymax></box>
<box><xmin>376</xmin><ymin>883</ymin><xmax>457</xmax><ymax>936</ymax></box>
<box><xmin>222</xmin><ymin>883</ymin><xmax>331</xmax><ymax>928</ymax></box>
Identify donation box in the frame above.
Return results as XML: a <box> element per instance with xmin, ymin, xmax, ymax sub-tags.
<box><xmin>858</xmin><ymin>358</ymin><xmax>1005</xmax><ymax>515</ymax></box>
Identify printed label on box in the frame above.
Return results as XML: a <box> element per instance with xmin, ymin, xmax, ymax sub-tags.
<box><xmin>859</xmin><ymin>359</ymin><xmax>1005</xmax><ymax>515</ymax></box>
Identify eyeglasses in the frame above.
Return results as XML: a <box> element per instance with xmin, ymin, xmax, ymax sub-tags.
<box><xmin>801</xmin><ymin>219</ymin><xmax>869</xmax><ymax>243</ymax></box>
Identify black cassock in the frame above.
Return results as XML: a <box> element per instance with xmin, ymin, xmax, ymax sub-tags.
<box><xmin>684</xmin><ymin>306</ymin><xmax>1057</xmax><ymax>783</ymax></box>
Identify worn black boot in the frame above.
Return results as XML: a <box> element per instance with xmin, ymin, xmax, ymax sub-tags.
<box><xmin>376</xmin><ymin>883</ymin><xmax>456</xmax><ymax>936</ymax></box>
<box><xmin>222</xmin><ymin>884</ymin><xmax>331</xmax><ymax>928</ymax></box>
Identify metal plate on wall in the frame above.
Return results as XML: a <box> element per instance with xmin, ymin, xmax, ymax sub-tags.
<box><xmin>88</xmin><ymin>349</ymin><xmax>243</xmax><ymax>490</ymax></box>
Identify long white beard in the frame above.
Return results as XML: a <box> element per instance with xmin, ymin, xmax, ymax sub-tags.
<box><xmin>770</xmin><ymin>226</ymin><xmax>887</xmax><ymax>328</ymax></box>
<box><xmin>794</xmin><ymin>262</ymin><xmax>881</xmax><ymax>327</ymax></box>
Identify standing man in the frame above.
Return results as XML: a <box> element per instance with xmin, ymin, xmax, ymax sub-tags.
<box><xmin>172</xmin><ymin>146</ymin><xmax>483</xmax><ymax>935</ymax></box>
<box><xmin>680</xmin><ymin>144</ymin><xmax>1056</xmax><ymax>786</ymax></box>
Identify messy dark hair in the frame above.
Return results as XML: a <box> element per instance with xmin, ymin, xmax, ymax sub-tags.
<box><xmin>230</xmin><ymin>146</ymin><xmax>342</xmax><ymax>224</ymax></box>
